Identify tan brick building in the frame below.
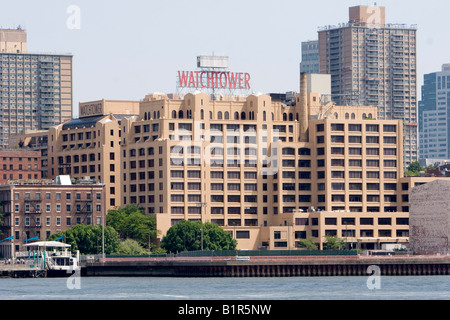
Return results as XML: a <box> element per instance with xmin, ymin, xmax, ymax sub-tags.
<box><xmin>8</xmin><ymin>79</ymin><xmax>448</xmax><ymax>251</ymax></box>
<box><xmin>116</xmin><ymin>73</ymin><xmax>420</xmax><ymax>250</ymax></box>
<box><xmin>46</xmin><ymin>99</ymin><xmax>140</xmax><ymax>208</ymax></box>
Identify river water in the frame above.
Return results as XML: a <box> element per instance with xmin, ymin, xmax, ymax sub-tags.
<box><xmin>0</xmin><ymin>276</ymin><xmax>449</xmax><ymax>300</ymax></box>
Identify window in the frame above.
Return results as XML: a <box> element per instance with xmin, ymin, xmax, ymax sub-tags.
<box><xmin>348</xmin><ymin>124</ymin><xmax>361</xmax><ymax>131</ymax></box>
<box><xmin>384</xmin><ymin>136</ymin><xmax>397</xmax><ymax>144</ymax></box>
<box><xmin>366</xmin><ymin>136</ymin><xmax>379</xmax><ymax>144</ymax></box>
<box><xmin>331</xmin><ymin>123</ymin><xmax>344</xmax><ymax>131</ymax></box>
<box><xmin>383</xmin><ymin>125</ymin><xmax>397</xmax><ymax>132</ymax></box>
<box><xmin>236</xmin><ymin>231</ymin><xmax>250</xmax><ymax>239</ymax></box>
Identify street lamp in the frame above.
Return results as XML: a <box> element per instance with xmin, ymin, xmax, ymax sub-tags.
<box><xmin>196</xmin><ymin>202</ymin><xmax>207</xmax><ymax>251</ymax></box>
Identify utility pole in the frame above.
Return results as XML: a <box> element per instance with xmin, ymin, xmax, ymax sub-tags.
<box><xmin>197</xmin><ymin>202</ymin><xmax>207</xmax><ymax>250</ymax></box>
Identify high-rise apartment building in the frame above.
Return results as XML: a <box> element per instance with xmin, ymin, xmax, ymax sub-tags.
<box><xmin>418</xmin><ymin>64</ymin><xmax>450</xmax><ymax>160</ymax></box>
<box><xmin>318</xmin><ymin>5</ymin><xmax>418</xmax><ymax>166</ymax></box>
<box><xmin>0</xmin><ymin>28</ymin><xmax>73</xmax><ymax>149</ymax></box>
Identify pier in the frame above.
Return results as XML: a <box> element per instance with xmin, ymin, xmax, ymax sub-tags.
<box><xmin>0</xmin><ymin>263</ymin><xmax>46</xmax><ymax>278</ymax></box>
<box><xmin>81</xmin><ymin>254</ymin><xmax>450</xmax><ymax>277</ymax></box>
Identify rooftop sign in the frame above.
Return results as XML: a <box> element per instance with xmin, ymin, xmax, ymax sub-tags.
<box><xmin>177</xmin><ymin>71</ymin><xmax>251</xmax><ymax>90</ymax></box>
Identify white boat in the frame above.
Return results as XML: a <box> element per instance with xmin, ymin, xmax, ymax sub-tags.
<box><xmin>21</xmin><ymin>241</ymin><xmax>80</xmax><ymax>277</ymax></box>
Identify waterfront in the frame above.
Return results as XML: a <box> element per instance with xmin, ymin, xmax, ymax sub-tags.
<box><xmin>0</xmin><ymin>276</ymin><xmax>449</xmax><ymax>300</ymax></box>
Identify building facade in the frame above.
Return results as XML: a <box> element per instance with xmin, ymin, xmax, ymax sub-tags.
<box><xmin>318</xmin><ymin>5</ymin><xmax>418</xmax><ymax>167</ymax></box>
<box><xmin>0</xmin><ymin>149</ymin><xmax>41</xmax><ymax>184</ymax></box>
<box><xmin>419</xmin><ymin>64</ymin><xmax>450</xmax><ymax>161</ymax></box>
<box><xmin>300</xmin><ymin>40</ymin><xmax>319</xmax><ymax>74</ymax></box>
<box><xmin>409</xmin><ymin>179</ymin><xmax>450</xmax><ymax>255</ymax></box>
<box><xmin>0</xmin><ymin>178</ymin><xmax>106</xmax><ymax>258</ymax></box>
<box><xmin>9</xmin><ymin>87</ymin><xmax>449</xmax><ymax>251</ymax></box>
<box><xmin>0</xmin><ymin>28</ymin><xmax>73</xmax><ymax>149</ymax></box>
<box><xmin>46</xmin><ymin>99</ymin><xmax>140</xmax><ymax>209</ymax></box>
<box><xmin>117</xmin><ymin>73</ymin><xmax>418</xmax><ymax>250</ymax></box>
<box><xmin>8</xmin><ymin>130</ymin><xmax>49</xmax><ymax>178</ymax></box>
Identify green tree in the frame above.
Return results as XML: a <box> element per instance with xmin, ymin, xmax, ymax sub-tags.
<box><xmin>49</xmin><ymin>224</ymin><xmax>119</xmax><ymax>255</ymax></box>
<box><xmin>297</xmin><ymin>237</ymin><xmax>318</xmax><ymax>250</ymax></box>
<box><xmin>405</xmin><ymin>161</ymin><xmax>423</xmax><ymax>177</ymax></box>
<box><xmin>151</xmin><ymin>247</ymin><xmax>167</xmax><ymax>255</ymax></box>
<box><xmin>323</xmin><ymin>235</ymin><xmax>346</xmax><ymax>250</ymax></box>
<box><xmin>161</xmin><ymin>220</ymin><xmax>237</xmax><ymax>252</ymax></box>
<box><xmin>107</xmin><ymin>204</ymin><xmax>157</xmax><ymax>249</ymax></box>
<box><xmin>116</xmin><ymin>239</ymin><xmax>148</xmax><ymax>255</ymax></box>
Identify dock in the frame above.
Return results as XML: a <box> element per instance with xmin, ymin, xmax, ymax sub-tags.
<box><xmin>81</xmin><ymin>254</ymin><xmax>450</xmax><ymax>277</ymax></box>
<box><xmin>0</xmin><ymin>263</ymin><xmax>46</xmax><ymax>278</ymax></box>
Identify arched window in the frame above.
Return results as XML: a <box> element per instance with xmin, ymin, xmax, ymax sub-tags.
<box><xmin>263</xmin><ymin>111</ymin><xmax>266</xmax><ymax>121</ymax></box>
<box><xmin>179</xmin><ymin>110</ymin><xmax>184</xmax><ymax>119</ymax></box>
<box><xmin>234</xmin><ymin>112</ymin><xmax>239</xmax><ymax>120</ymax></box>
<box><xmin>144</xmin><ymin>112</ymin><xmax>147</xmax><ymax>120</ymax></box>
<box><xmin>351</xmin><ymin>113</ymin><xmax>355</xmax><ymax>120</ymax></box>
<box><xmin>283</xmin><ymin>113</ymin><xmax>287</xmax><ymax>121</ymax></box>
<box><xmin>157</xmin><ymin>111</ymin><xmax>160</xmax><ymax>119</ymax></box>
<box><xmin>209</xmin><ymin>111</ymin><xmax>213</xmax><ymax>120</ymax></box>
<box><xmin>154</xmin><ymin>111</ymin><xmax>157</xmax><ymax>119</ymax></box>
<box><xmin>201</xmin><ymin>109</ymin><xmax>204</xmax><ymax>120</ymax></box>
<box><xmin>289</xmin><ymin>113</ymin><xmax>293</xmax><ymax>121</ymax></box>
<box><xmin>368</xmin><ymin>113</ymin><xmax>372</xmax><ymax>119</ymax></box>
<box><xmin>345</xmin><ymin>113</ymin><xmax>349</xmax><ymax>119</ymax></box>
<box><xmin>218</xmin><ymin>111</ymin><xmax>222</xmax><ymax>120</ymax></box>
<box><xmin>172</xmin><ymin>110</ymin><xmax>177</xmax><ymax>119</ymax></box>
<box><xmin>362</xmin><ymin>113</ymin><xmax>366</xmax><ymax>120</ymax></box>
<box><xmin>334</xmin><ymin>112</ymin><xmax>339</xmax><ymax>119</ymax></box>
<box><xmin>296</xmin><ymin>113</ymin><xmax>299</xmax><ymax>121</ymax></box>
<box><xmin>241</xmin><ymin>112</ymin><xmax>246</xmax><ymax>120</ymax></box>
<box><xmin>225</xmin><ymin>111</ymin><xmax>229</xmax><ymax>120</ymax></box>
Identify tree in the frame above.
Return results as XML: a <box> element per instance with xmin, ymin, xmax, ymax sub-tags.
<box><xmin>116</xmin><ymin>239</ymin><xmax>148</xmax><ymax>255</ymax></box>
<box><xmin>297</xmin><ymin>237</ymin><xmax>318</xmax><ymax>250</ymax></box>
<box><xmin>107</xmin><ymin>204</ymin><xmax>157</xmax><ymax>249</ymax></box>
<box><xmin>161</xmin><ymin>220</ymin><xmax>237</xmax><ymax>252</ymax></box>
<box><xmin>323</xmin><ymin>236</ymin><xmax>346</xmax><ymax>250</ymax></box>
<box><xmin>49</xmin><ymin>224</ymin><xmax>120</xmax><ymax>255</ymax></box>
<box><xmin>405</xmin><ymin>161</ymin><xmax>423</xmax><ymax>177</ymax></box>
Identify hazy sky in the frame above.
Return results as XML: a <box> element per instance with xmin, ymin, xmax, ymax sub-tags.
<box><xmin>1</xmin><ymin>0</ymin><xmax>449</xmax><ymax>118</ymax></box>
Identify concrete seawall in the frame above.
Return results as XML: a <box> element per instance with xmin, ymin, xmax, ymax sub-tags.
<box><xmin>81</xmin><ymin>255</ymin><xmax>450</xmax><ymax>277</ymax></box>
<box><xmin>0</xmin><ymin>264</ymin><xmax>45</xmax><ymax>278</ymax></box>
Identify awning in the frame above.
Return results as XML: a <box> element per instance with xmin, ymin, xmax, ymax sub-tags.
<box><xmin>23</xmin><ymin>241</ymin><xmax>71</xmax><ymax>248</ymax></box>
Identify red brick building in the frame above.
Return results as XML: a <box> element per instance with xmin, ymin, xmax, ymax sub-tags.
<box><xmin>0</xmin><ymin>176</ymin><xmax>106</xmax><ymax>258</ymax></box>
<box><xmin>0</xmin><ymin>150</ymin><xmax>41</xmax><ymax>184</ymax></box>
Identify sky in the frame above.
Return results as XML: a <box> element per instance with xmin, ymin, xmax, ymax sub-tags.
<box><xmin>1</xmin><ymin>0</ymin><xmax>449</xmax><ymax>118</ymax></box>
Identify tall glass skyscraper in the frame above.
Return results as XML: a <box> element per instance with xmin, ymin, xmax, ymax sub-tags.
<box><xmin>300</xmin><ymin>40</ymin><xmax>319</xmax><ymax>74</ymax></box>
<box><xmin>0</xmin><ymin>28</ymin><xmax>73</xmax><ymax>148</ymax></box>
<box><xmin>419</xmin><ymin>64</ymin><xmax>450</xmax><ymax>161</ymax></box>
